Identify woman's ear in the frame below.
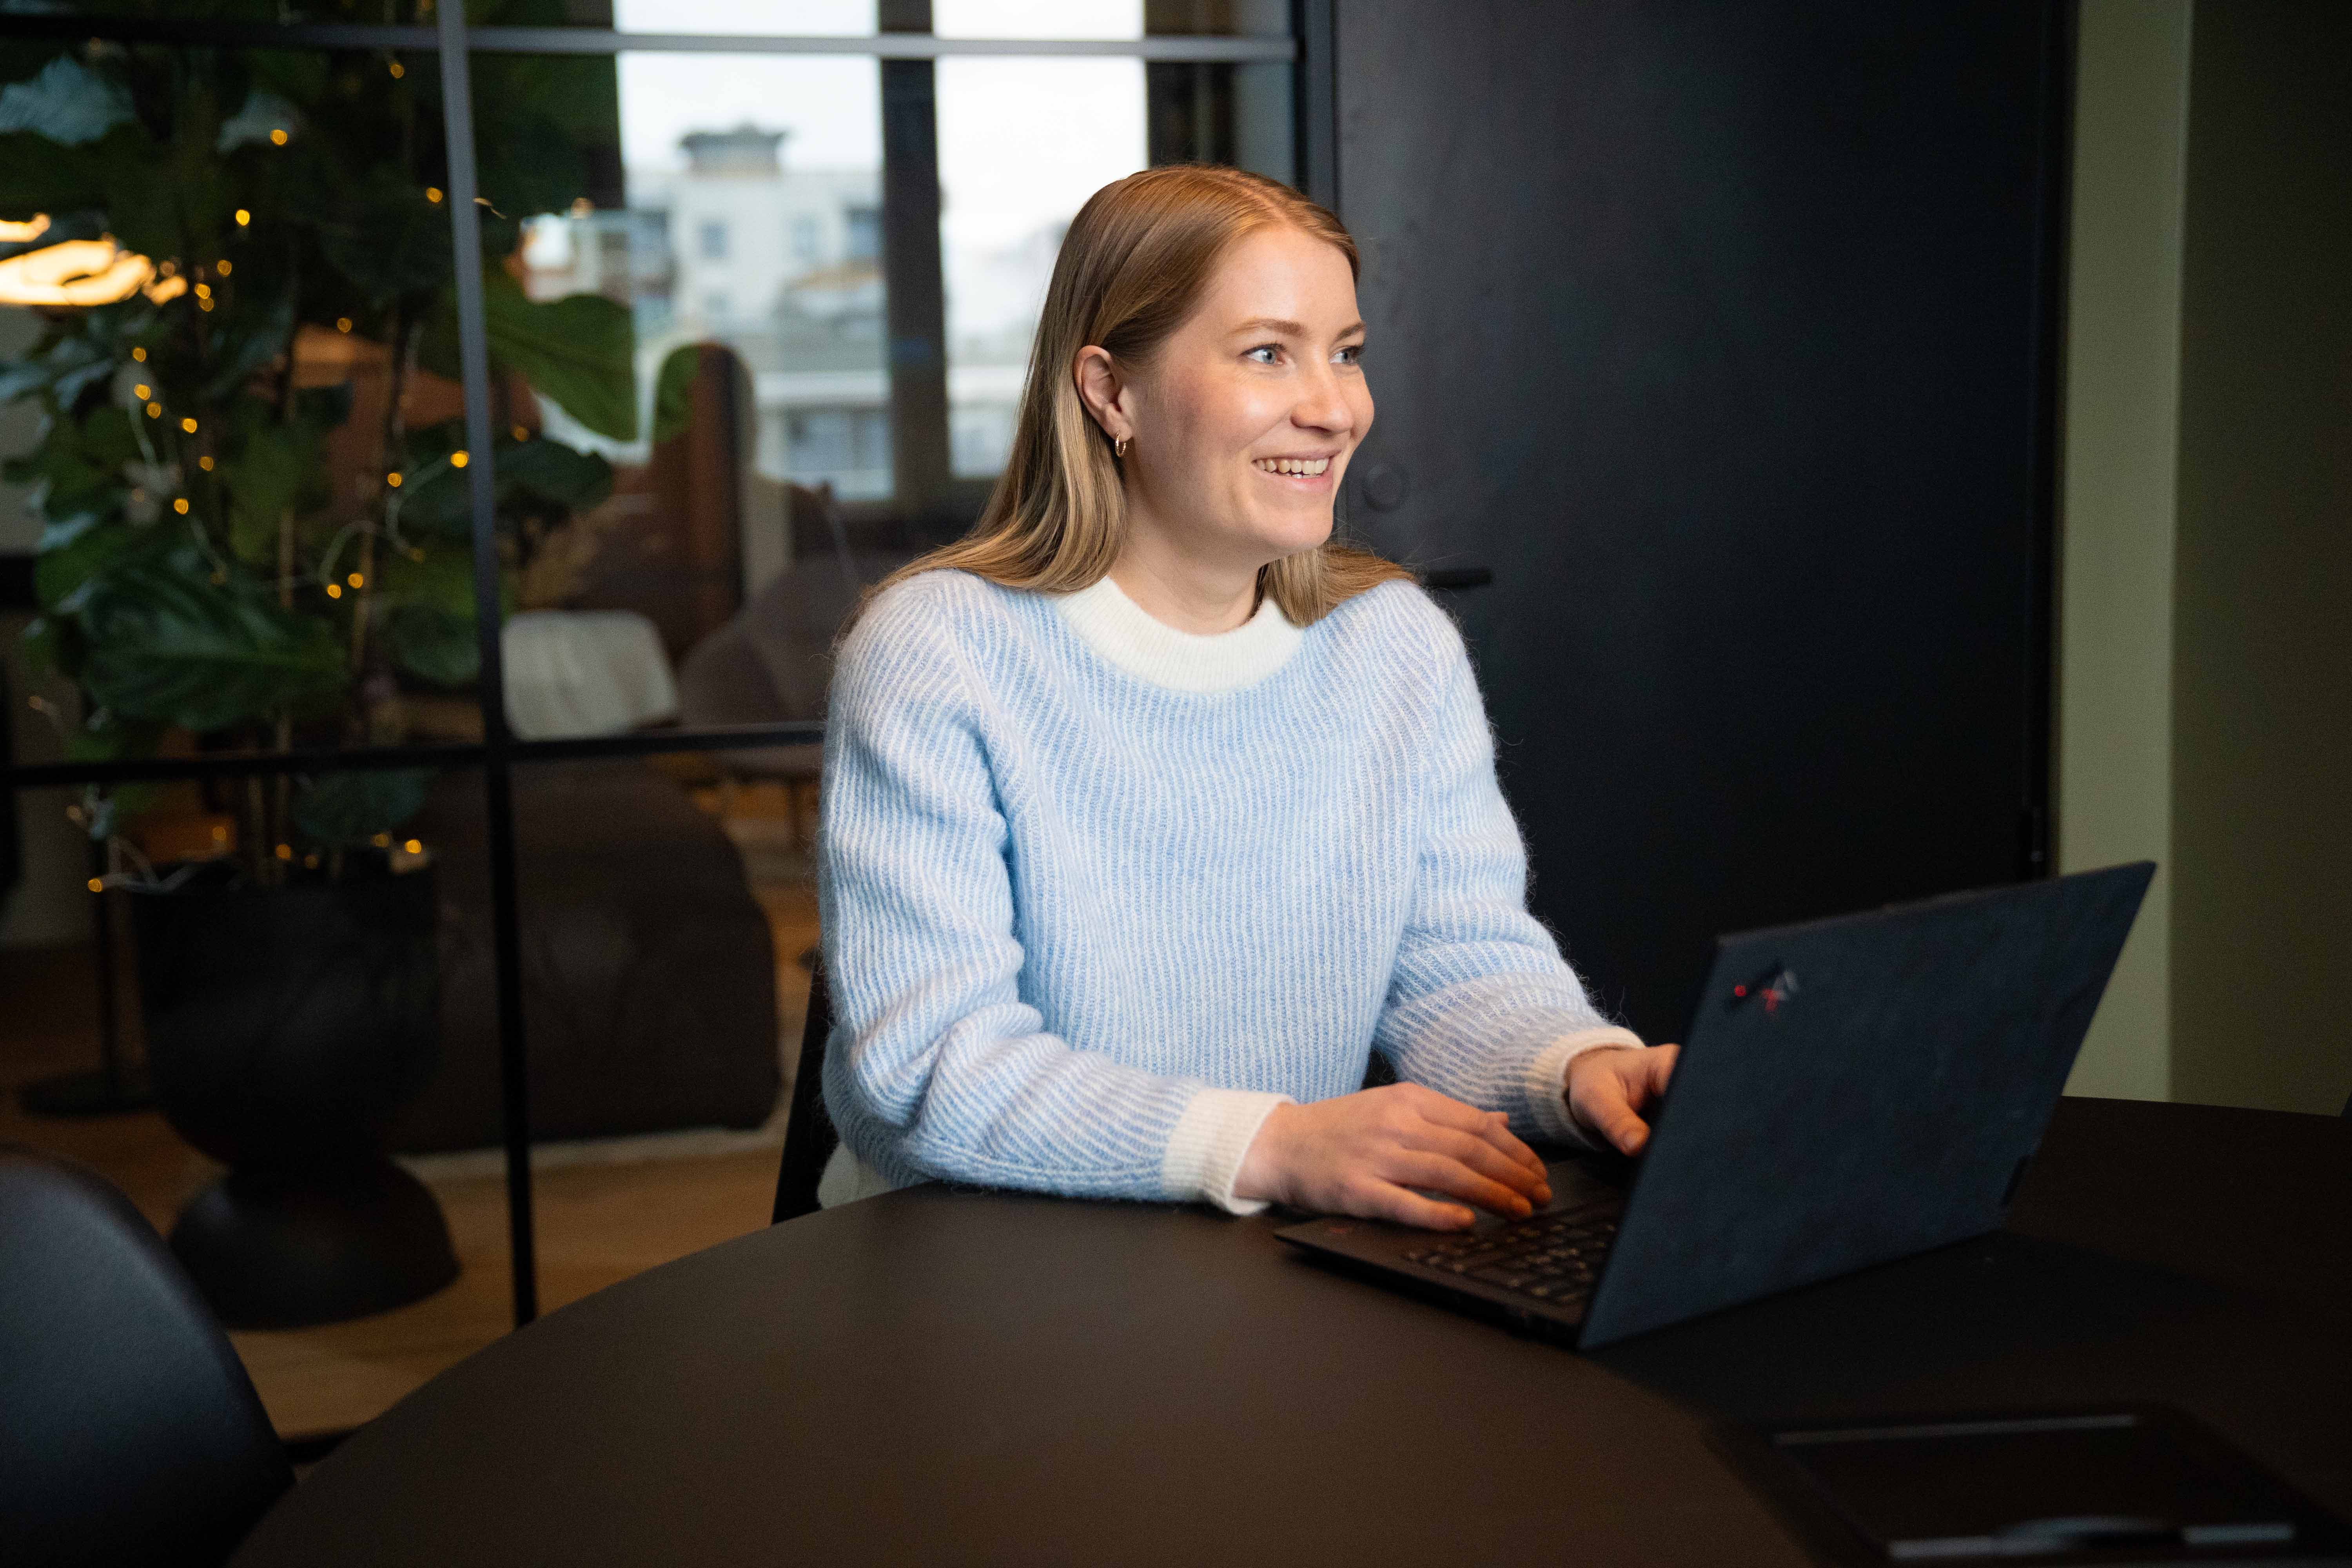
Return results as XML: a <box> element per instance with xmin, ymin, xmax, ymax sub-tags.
<box><xmin>1073</xmin><ymin>345</ymin><xmax>1132</xmax><ymax>446</ymax></box>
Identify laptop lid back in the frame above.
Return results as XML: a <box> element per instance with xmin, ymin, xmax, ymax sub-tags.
<box><xmin>1577</xmin><ymin>862</ymin><xmax>2154</xmax><ymax>1348</ymax></box>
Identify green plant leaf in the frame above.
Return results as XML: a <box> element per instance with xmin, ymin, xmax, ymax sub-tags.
<box><xmin>292</xmin><ymin>768</ymin><xmax>433</xmax><ymax>851</ymax></box>
<box><xmin>481</xmin><ymin>272</ymin><xmax>637</xmax><ymax>441</ymax></box>
<box><xmin>81</xmin><ymin>780</ymin><xmax>167</xmax><ymax>844</ymax></box>
<box><xmin>391</xmin><ymin>461</ymin><xmax>473</xmax><ymax>538</ymax></box>
<box><xmin>216</xmin><ymin>88</ymin><xmax>299</xmax><ymax>154</ymax></box>
<box><xmin>198</xmin><ymin>293</ymin><xmax>294</xmax><ymax>403</ymax></box>
<box><xmin>34</xmin><ymin>510</ymin><xmax>167</xmax><ymax>612</ymax></box>
<box><xmin>223</xmin><ymin>416</ymin><xmax>316</xmax><ymax>566</ymax></box>
<box><xmin>652</xmin><ymin>345</ymin><xmax>697</xmax><ymax>445</ymax></box>
<box><xmin>386</xmin><ymin>606</ymin><xmax>478</xmax><ymax>688</ymax></box>
<box><xmin>0</xmin><ymin>132</ymin><xmax>106</xmax><ymax>219</ymax></box>
<box><xmin>0</xmin><ymin>55</ymin><xmax>134</xmax><ymax>146</ymax></box>
<box><xmin>0</xmin><ymin>326</ymin><xmax>115</xmax><ymax>410</ymax></box>
<box><xmin>498</xmin><ymin>435</ymin><xmax>611</xmax><ymax>513</ymax></box>
<box><xmin>74</xmin><ymin>550</ymin><xmax>348</xmax><ymax>732</ymax></box>
<box><xmin>317</xmin><ymin>163</ymin><xmax>453</xmax><ymax>305</ymax></box>
<box><xmin>83</xmin><ymin>122</ymin><xmax>179</xmax><ymax>266</ymax></box>
<box><xmin>377</xmin><ymin>540</ymin><xmax>478</xmax><ymax>617</ymax></box>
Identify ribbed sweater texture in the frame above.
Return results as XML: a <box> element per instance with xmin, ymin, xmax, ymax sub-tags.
<box><xmin>816</xmin><ymin>569</ymin><xmax>1640</xmax><ymax>1213</ymax></box>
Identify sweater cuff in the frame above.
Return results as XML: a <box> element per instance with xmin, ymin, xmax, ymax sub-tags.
<box><xmin>1523</xmin><ymin>1025</ymin><xmax>1647</xmax><ymax>1146</ymax></box>
<box><xmin>1162</xmin><ymin>1087</ymin><xmax>1293</xmax><ymax>1216</ymax></box>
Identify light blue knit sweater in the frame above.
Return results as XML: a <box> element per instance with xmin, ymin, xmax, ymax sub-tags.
<box><xmin>816</xmin><ymin>568</ymin><xmax>1641</xmax><ymax>1213</ymax></box>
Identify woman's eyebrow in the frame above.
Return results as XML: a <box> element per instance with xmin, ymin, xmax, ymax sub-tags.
<box><xmin>1228</xmin><ymin>316</ymin><xmax>1367</xmax><ymax>339</ymax></box>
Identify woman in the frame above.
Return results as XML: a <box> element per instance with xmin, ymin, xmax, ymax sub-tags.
<box><xmin>817</xmin><ymin>166</ymin><xmax>1675</xmax><ymax>1228</ymax></box>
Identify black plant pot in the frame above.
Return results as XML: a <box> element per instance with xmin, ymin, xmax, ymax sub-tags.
<box><xmin>131</xmin><ymin>866</ymin><xmax>459</xmax><ymax>1329</ymax></box>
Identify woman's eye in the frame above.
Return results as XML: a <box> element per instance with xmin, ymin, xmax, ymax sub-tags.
<box><xmin>1334</xmin><ymin>343</ymin><xmax>1365</xmax><ymax>366</ymax></box>
<box><xmin>1245</xmin><ymin>344</ymin><xmax>1282</xmax><ymax>365</ymax></box>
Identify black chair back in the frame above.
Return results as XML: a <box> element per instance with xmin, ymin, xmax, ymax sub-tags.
<box><xmin>0</xmin><ymin>1145</ymin><xmax>292</xmax><ymax>1567</ymax></box>
<box><xmin>772</xmin><ymin>960</ymin><xmax>840</xmax><ymax>1223</ymax></box>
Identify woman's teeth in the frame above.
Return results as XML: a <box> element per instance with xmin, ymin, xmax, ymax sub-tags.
<box><xmin>1253</xmin><ymin>457</ymin><xmax>1331</xmax><ymax>475</ymax></box>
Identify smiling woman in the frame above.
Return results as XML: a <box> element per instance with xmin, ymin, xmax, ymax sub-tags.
<box><xmin>816</xmin><ymin>166</ymin><xmax>1681</xmax><ymax>1231</ymax></box>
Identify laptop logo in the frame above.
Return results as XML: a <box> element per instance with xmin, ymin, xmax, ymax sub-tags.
<box><xmin>1731</xmin><ymin>965</ymin><xmax>1800</xmax><ymax>1014</ymax></box>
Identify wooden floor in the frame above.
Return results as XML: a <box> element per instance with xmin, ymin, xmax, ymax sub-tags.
<box><xmin>1</xmin><ymin>783</ymin><xmax>821</xmax><ymax>1441</ymax></box>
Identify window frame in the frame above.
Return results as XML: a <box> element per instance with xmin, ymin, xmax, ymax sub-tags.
<box><xmin>0</xmin><ymin>1</ymin><xmax>1314</xmax><ymax>1330</ymax></box>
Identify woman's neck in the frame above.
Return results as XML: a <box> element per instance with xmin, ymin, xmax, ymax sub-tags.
<box><xmin>1109</xmin><ymin>526</ymin><xmax>1265</xmax><ymax>635</ymax></box>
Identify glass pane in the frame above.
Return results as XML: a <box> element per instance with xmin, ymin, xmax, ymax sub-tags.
<box><xmin>0</xmin><ymin>766</ymin><xmax>514</xmax><ymax>1442</ymax></box>
<box><xmin>484</xmin><ymin>51</ymin><xmax>886</xmax><ymax>746</ymax></box>
<box><xmin>609</xmin><ymin>0</ymin><xmax>877</xmax><ymax>33</ymax></box>
<box><xmin>936</xmin><ymin>56</ymin><xmax>1146</xmax><ymax>479</ymax></box>
<box><xmin>936</xmin><ymin>0</ymin><xmax>1290</xmax><ymax>38</ymax></box>
<box><xmin>935</xmin><ymin>54</ymin><xmax>1295</xmax><ymax>483</ymax></box>
<box><xmin>1146</xmin><ymin>60</ymin><xmax>1294</xmax><ymax>178</ymax></box>
<box><xmin>502</xmin><ymin>754</ymin><xmax>806</xmax><ymax>1312</ymax></box>
<box><xmin>1141</xmin><ymin>0</ymin><xmax>1293</xmax><ymax>35</ymax></box>
<box><xmin>935</xmin><ymin>0</ymin><xmax>1141</xmax><ymax>39</ymax></box>
<box><xmin>0</xmin><ymin>41</ymin><xmax>486</xmax><ymax>763</ymax></box>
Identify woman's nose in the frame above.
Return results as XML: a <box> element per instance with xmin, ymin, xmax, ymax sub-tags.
<box><xmin>1294</xmin><ymin>363</ymin><xmax>1354</xmax><ymax>435</ymax></box>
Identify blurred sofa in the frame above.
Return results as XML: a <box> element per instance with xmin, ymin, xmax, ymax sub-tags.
<box><xmin>390</xmin><ymin>760</ymin><xmax>779</xmax><ymax>1153</ymax></box>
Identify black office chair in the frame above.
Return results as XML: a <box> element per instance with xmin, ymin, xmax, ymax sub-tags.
<box><xmin>773</xmin><ymin>959</ymin><xmax>840</xmax><ymax>1223</ymax></box>
<box><xmin>770</xmin><ymin>960</ymin><xmax>1403</xmax><ymax>1222</ymax></box>
<box><xmin>0</xmin><ymin>1145</ymin><xmax>292</xmax><ymax>1567</ymax></box>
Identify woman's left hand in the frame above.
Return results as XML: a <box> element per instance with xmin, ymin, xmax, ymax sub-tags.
<box><xmin>1564</xmin><ymin>1044</ymin><xmax>1680</xmax><ymax>1156</ymax></box>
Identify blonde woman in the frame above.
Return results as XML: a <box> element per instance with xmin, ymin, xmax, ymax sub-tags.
<box><xmin>817</xmin><ymin>167</ymin><xmax>1676</xmax><ymax>1228</ymax></box>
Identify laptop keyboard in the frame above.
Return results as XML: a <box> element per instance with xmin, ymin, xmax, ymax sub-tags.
<box><xmin>1402</xmin><ymin>1209</ymin><xmax>1619</xmax><ymax>1307</ymax></box>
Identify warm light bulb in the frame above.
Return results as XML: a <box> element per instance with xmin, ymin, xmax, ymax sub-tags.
<box><xmin>132</xmin><ymin>383</ymin><xmax>150</xmax><ymax>399</ymax></box>
<box><xmin>234</xmin><ymin>209</ymin><xmax>250</xmax><ymax>226</ymax></box>
<box><xmin>325</xmin><ymin>582</ymin><xmax>343</xmax><ymax>599</ymax></box>
<box><xmin>425</xmin><ymin>186</ymin><xmax>444</xmax><ymax>204</ymax></box>
<box><xmin>389</xmin><ymin>60</ymin><xmax>406</xmax><ymax>79</ymax></box>
<box><xmin>131</xmin><ymin>345</ymin><xmax>146</xmax><ymax>361</ymax></box>
<box><xmin>336</xmin><ymin>316</ymin><xmax>353</xmax><ymax>333</ymax></box>
<box><xmin>347</xmin><ymin>572</ymin><xmax>364</xmax><ymax>588</ymax></box>
<box><xmin>215</xmin><ymin>258</ymin><xmax>230</xmax><ymax>275</ymax></box>
<box><xmin>198</xmin><ymin>455</ymin><xmax>214</xmax><ymax>472</ymax></box>
<box><xmin>172</xmin><ymin>497</ymin><xmax>189</xmax><ymax>514</ymax></box>
<box><xmin>193</xmin><ymin>283</ymin><xmax>210</xmax><ymax>299</ymax></box>
<box><xmin>403</xmin><ymin>839</ymin><xmax>423</xmax><ymax>855</ymax></box>
<box><xmin>180</xmin><ymin>417</ymin><xmax>197</xmax><ymax>433</ymax></box>
<box><xmin>511</xmin><ymin>424</ymin><xmax>528</xmax><ymax>441</ymax></box>
<box><xmin>269</xmin><ymin>128</ymin><xmax>288</xmax><ymax>146</ymax></box>
<box><xmin>0</xmin><ymin>238</ymin><xmax>157</xmax><ymax>307</ymax></box>
<box><xmin>449</xmin><ymin>450</ymin><xmax>469</xmax><ymax>468</ymax></box>
<box><xmin>86</xmin><ymin>877</ymin><xmax>103</xmax><ymax>893</ymax></box>
<box><xmin>372</xmin><ymin>832</ymin><xmax>391</xmax><ymax>848</ymax></box>
<box><xmin>385</xmin><ymin>471</ymin><xmax>402</xmax><ymax>487</ymax></box>
<box><xmin>145</xmin><ymin>402</ymin><xmax>161</xmax><ymax>418</ymax></box>
<box><xmin>198</xmin><ymin>298</ymin><xmax>213</xmax><ymax>312</ymax></box>
<box><xmin>274</xmin><ymin>843</ymin><xmax>293</xmax><ymax>860</ymax></box>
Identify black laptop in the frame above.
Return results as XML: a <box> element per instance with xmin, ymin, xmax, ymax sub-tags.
<box><xmin>1278</xmin><ymin>862</ymin><xmax>2155</xmax><ymax>1349</ymax></box>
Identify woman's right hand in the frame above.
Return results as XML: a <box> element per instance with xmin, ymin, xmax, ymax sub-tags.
<box><xmin>1233</xmin><ymin>1083</ymin><xmax>1552</xmax><ymax>1230</ymax></box>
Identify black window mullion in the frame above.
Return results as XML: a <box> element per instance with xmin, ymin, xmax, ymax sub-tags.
<box><xmin>880</xmin><ymin>0</ymin><xmax>955</xmax><ymax>528</ymax></box>
<box><xmin>437</xmin><ymin>0</ymin><xmax>539</xmax><ymax>1330</ymax></box>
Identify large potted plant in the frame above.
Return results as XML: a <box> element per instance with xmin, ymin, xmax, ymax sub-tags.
<box><xmin>0</xmin><ymin>22</ymin><xmax>634</xmax><ymax>1325</ymax></box>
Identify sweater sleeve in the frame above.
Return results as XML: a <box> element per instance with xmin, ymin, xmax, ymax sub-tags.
<box><xmin>817</xmin><ymin>584</ymin><xmax>1289</xmax><ymax>1210</ymax></box>
<box><xmin>1372</xmin><ymin>612</ymin><xmax>1642</xmax><ymax>1145</ymax></box>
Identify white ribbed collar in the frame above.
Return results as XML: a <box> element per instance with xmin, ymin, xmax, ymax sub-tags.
<box><xmin>1053</xmin><ymin>574</ymin><xmax>1303</xmax><ymax>694</ymax></box>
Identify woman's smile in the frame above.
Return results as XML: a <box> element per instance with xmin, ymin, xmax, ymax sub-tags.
<box><xmin>1251</xmin><ymin>453</ymin><xmax>1337</xmax><ymax>483</ymax></box>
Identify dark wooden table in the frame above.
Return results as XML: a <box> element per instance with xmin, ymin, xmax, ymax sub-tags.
<box><xmin>233</xmin><ymin>1098</ymin><xmax>2351</xmax><ymax>1566</ymax></box>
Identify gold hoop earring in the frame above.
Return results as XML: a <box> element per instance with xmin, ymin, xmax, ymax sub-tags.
<box><xmin>1114</xmin><ymin>436</ymin><xmax>1129</xmax><ymax>459</ymax></box>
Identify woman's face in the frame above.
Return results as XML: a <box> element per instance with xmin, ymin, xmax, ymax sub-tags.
<box><xmin>1107</xmin><ymin>225</ymin><xmax>1373</xmax><ymax>575</ymax></box>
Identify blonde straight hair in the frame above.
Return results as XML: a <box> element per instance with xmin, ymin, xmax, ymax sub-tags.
<box><xmin>868</xmin><ymin>165</ymin><xmax>1413</xmax><ymax>625</ymax></box>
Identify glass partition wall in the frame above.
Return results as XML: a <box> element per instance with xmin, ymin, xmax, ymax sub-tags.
<box><xmin>0</xmin><ymin>1</ymin><xmax>1302</xmax><ymax>1443</ymax></box>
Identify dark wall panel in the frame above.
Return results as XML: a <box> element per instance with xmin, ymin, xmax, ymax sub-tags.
<box><xmin>1336</xmin><ymin>1</ymin><xmax>2064</xmax><ymax>1037</ymax></box>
